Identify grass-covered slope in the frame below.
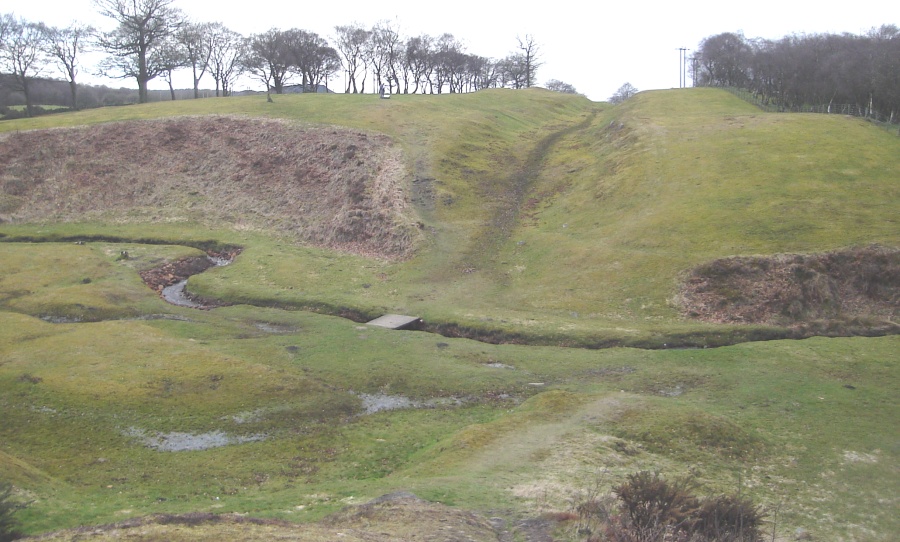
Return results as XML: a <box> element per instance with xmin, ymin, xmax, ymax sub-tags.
<box><xmin>189</xmin><ymin>89</ymin><xmax>898</xmax><ymax>345</ymax></box>
<box><xmin>496</xmin><ymin>89</ymin><xmax>898</xmax><ymax>310</ymax></box>
<box><xmin>0</xmin><ymin>89</ymin><xmax>898</xmax><ymax>540</ymax></box>
<box><xmin>2</xmin><ymin>88</ymin><xmax>896</xmax><ymax>344</ymax></box>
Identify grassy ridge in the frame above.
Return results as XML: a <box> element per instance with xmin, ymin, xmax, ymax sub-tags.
<box><xmin>491</xmin><ymin>89</ymin><xmax>899</xmax><ymax>322</ymax></box>
<box><xmin>0</xmin><ymin>89</ymin><xmax>898</xmax><ymax>540</ymax></box>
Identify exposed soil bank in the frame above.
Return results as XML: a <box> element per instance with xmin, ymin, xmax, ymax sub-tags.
<box><xmin>679</xmin><ymin>245</ymin><xmax>899</xmax><ymax>327</ymax></box>
<box><xmin>0</xmin><ymin>117</ymin><xmax>419</xmax><ymax>259</ymax></box>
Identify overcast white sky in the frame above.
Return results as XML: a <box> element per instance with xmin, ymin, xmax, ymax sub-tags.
<box><xmin>9</xmin><ymin>0</ymin><xmax>894</xmax><ymax>101</ymax></box>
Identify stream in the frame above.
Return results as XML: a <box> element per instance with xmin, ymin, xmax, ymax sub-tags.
<box><xmin>147</xmin><ymin>253</ymin><xmax>235</xmax><ymax>309</ymax></box>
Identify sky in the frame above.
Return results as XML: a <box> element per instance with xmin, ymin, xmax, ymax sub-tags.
<box><xmin>9</xmin><ymin>0</ymin><xmax>894</xmax><ymax>101</ymax></box>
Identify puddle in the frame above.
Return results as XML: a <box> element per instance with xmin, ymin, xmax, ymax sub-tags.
<box><xmin>358</xmin><ymin>393</ymin><xmax>419</xmax><ymax>414</ymax></box>
<box><xmin>254</xmin><ymin>322</ymin><xmax>300</xmax><ymax>334</ymax></box>
<box><xmin>356</xmin><ymin>393</ymin><xmax>463</xmax><ymax>414</ymax></box>
<box><xmin>227</xmin><ymin>410</ymin><xmax>265</xmax><ymax>424</ymax></box>
<box><xmin>40</xmin><ymin>315</ymin><xmax>83</xmax><ymax>323</ymax></box>
<box><xmin>125</xmin><ymin>427</ymin><xmax>266</xmax><ymax>452</ymax></box>
<box><xmin>658</xmin><ymin>385</ymin><xmax>684</xmax><ymax>397</ymax></box>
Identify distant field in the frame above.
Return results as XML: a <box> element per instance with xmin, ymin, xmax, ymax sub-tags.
<box><xmin>0</xmin><ymin>88</ymin><xmax>897</xmax><ymax>540</ymax></box>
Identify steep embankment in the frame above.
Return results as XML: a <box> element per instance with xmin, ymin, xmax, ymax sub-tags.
<box><xmin>0</xmin><ymin>117</ymin><xmax>418</xmax><ymax>259</ymax></box>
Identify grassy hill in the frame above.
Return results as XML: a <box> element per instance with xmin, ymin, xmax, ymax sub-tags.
<box><xmin>0</xmin><ymin>88</ymin><xmax>897</xmax><ymax>540</ymax></box>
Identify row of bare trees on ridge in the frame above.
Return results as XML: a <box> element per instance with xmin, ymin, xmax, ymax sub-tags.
<box><xmin>0</xmin><ymin>0</ymin><xmax>560</xmax><ymax>116</ymax></box>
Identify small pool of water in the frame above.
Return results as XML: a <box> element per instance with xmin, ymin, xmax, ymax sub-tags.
<box><xmin>125</xmin><ymin>427</ymin><xmax>266</xmax><ymax>452</ymax></box>
<box><xmin>356</xmin><ymin>393</ymin><xmax>463</xmax><ymax>414</ymax></box>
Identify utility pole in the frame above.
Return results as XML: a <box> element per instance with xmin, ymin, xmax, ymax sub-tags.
<box><xmin>677</xmin><ymin>48</ymin><xmax>682</xmax><ymax>87</ymax></box>
<box><xmin>678</xmin><ymin>47</ymin><xmax>689</xmax><ymax>88</ymax></box>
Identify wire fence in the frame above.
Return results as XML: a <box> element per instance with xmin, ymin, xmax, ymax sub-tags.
<box><xmin>723</xmin><ymin>87</ymin><xmax>900</xmax><ymax>135</ymax></box>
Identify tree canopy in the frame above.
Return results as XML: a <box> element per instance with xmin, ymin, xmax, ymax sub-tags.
<box><xmin>695</xmin><ymin>27</ymin><xmax>900</xmax><ymax>122</ymax></box>
<box><xmin>94</xmin><ymin>0</ymin><xmax>187</xmax><ymax>103</ymax></box>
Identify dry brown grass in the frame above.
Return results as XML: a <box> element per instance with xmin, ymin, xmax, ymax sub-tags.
<box><xmin>0</xmin><ymin>116</ymin><xmax>420</xmax><ymax>259</ymax></box>
<box><xmin>678</xmin><ymin>245</ymin><xmax>899</xmax><ymax>327</ymax></box>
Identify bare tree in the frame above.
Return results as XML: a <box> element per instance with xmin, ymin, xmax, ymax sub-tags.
<box><xmin>0</xmin><ymin>13</ymin><xmax>14</xmax><ymax>46</ymax></box>
<box><xmin>430</xmin><ymin>33</ymin><xmax>463</xmax><ymax>93</ymax></box>
<box><xmin>366</xmin><ymin>20</ymin><xmax>403</xmax><ymax>94</ymax></box>
<box><xmin>177</xmin><ymin>21</ymin><xmax>214</xmax><ymax>98</ymax></box>
<box><xmin>0</xmin><ymin>16</ymin><xmax>48</xmax><ymax>116</ymax></box>
<box><xmin>609</xmin><ymin>82</ymin><xmax>638</xmax><ymax>104</ymax></box>
<box><xmin>695</xmin><ymin>31</ymin><xmax>751</xmax><ymax>88</ymax></box>
<box><xmin>305</xmin><ymin>42</ymin><xmax>341</xmax><ymax>91</ymax></box>
<box><xmin>157</xmin><ymin>33</ymin><xmax>187</xmax><ymax>100</ymax></box>
<box><xmin>283</xmin><ymin>29</ymin><xmax>338</xmax><ymax>91</ymax></box>
<box><xmin>464</xmin><ymin>54</ymin><xmax>495</xmax><ymax>92</ymax></box>
<box><xmin>497</xmin><ymin>53</ymin><xmax>528</xmax><ymax>89</ymax></box>
<box><xmin>333</xmin><ymin>23</ymin><xmax>370</xmax><ymax>93</ymax></box>
<box><xmin>243</xmin><ymin>28</ymin><xmax>293</xmax><ymax>98</ymax></box>
<box><xmin>207</xmin><ymin>23</ymin><xmax>242</xmax><ymax>96</ymax></box>
<box><xmin>403</xmin><ymin>34</ymin><xmax>433</xmax><ymax>94</ymax></box>
<box><xmin>545</xmin><ymin>79</ymin><xmax>578</xmax><ymax>94</ymax></box>
<box><xmin>869</xmin><ymin>24</ymin><xmax>900</xmax><ymax>122</ymax></box>
<box><xmin>94</xmin><ymin>0</ymin><xmax>186</xmax><ymax>103</ymax></box>
<box><xmin>43</xmin><ymin>22</ymin><xmax>94</xmax><ymax>109</ymax></box>
<box><xmin>697</xmin><ymin>27</ymin><xmax>900</xmax><ymax>122</ymax></box>
<box><xmin>516</xmin><ymin>34</ymin><xmax>541</xmax><ymax>88</ymax></box>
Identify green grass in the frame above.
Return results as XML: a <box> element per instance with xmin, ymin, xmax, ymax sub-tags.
<box><xmin>7</xmin><ymin>88</ymin><xmax>894</xmax><ymax>345</ymax></box>
<box><xmin>0</xmin><ymin>89</ymin><xmax>898</xmax><ymax>540</ymax></box>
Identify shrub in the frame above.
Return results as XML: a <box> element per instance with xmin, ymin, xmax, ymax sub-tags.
<box><xmin>693</xmin><ymin>494</ymin><xmax>765</xmax><ymax>542</ymax></box>
<box><xmin>574</xmin><ymin>471</ymin><xmax>766</xmax><ymax>542</ymax></box>
<box><xmin>0</xmin><ymin>482</ymin><xmax>25</xmax><ymax>542</ymax></box>
<box><xmin>612</xmin><ymin>471</ymin><xmax>699</xmax><ymax>541</ymax></box>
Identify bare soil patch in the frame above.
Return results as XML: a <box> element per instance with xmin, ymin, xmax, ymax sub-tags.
<box><xmin>678</xmin><ymin>245</ymin><xmax>899</xmax><ymax>328</ymax></box>
<box><xmin>0</xmin><ymin>117</ymin><xmax>420</xmax><ymax>259</ymax></box>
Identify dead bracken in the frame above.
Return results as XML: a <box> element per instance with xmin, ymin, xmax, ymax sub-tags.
<box><xmin>678</xmin><ymin>245</ymin><xmax>899</xmax><ymax>327</ymax></box>
<box><xmin>0</xmin><ymin>117</ymin><xmax>420</xmax><ymax>259</ymax></box>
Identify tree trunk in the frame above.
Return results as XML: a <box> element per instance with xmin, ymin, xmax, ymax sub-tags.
<box><xmin>69</xmin><ymin>80</ymin><xmax>78</xmax><ymax>110</ymax></box>
<box><xmin>22</xmin><ymin>79</ymin><xmax>34</xmax><ymax>118</ymax></box>
<box><xmin>138</xmin><ymin>76</ymin><xmax>149</xmax><ymax>104</ymax></box>
<box><xmin>138</xmin><ymin>46</ymin><xmax>150</xmax><ymax>103</ymax></box>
